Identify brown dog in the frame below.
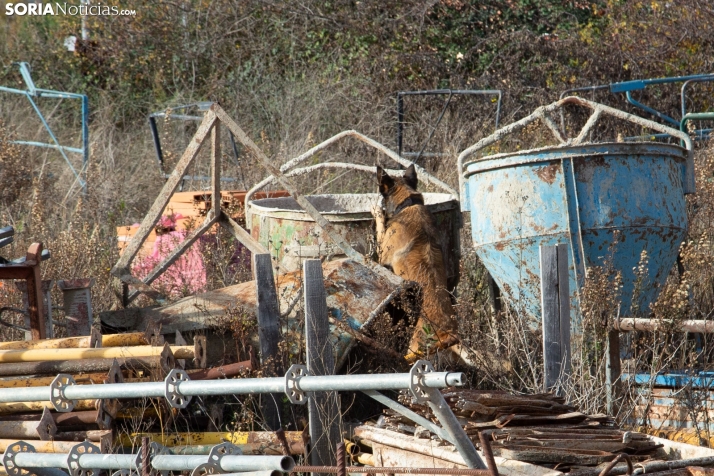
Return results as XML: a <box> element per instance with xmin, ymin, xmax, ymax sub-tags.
<box><xmin>372</xmin><ymin>164</ymin><xmax>459</xmax><ymax>361</ymax></box>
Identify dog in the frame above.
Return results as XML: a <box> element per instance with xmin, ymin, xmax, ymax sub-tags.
<box><xmin>371</xmin><ymin>164</ymin><xmax>459</xmax><ymax>361</ymax></box>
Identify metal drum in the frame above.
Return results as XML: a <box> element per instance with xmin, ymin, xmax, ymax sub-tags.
<box><xmin>462</xmin><ymin>141</ymin><xmax>689</xmax><ymax>326</ymax></box>
<box><xmin>248</xmin><ymin>193</ymin><xmax>462</xmax><ymax>290</ymax></box>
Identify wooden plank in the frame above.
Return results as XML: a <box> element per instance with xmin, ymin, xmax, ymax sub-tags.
<box><xmin>112</xmin><ymin>110</ymin><xmax>217</xmax><ymax>275</ymax></box>
<box><xmin>540</xmin><ymin>245</ymin><xmax>560</xmax><ymax>391</ymax></box>
<box><xmin>211</xmin><ymin>123</ymin><xmax>222</xmax><ymax>220</ymax></box>
<box><xmin>218</xmin><ymin>214</ymin><xmax>269</xmax><ymax>255</ymax></box>
<box><xmin>557</xmin><ymin>243</ymin><xmax>571</xmax><ymax>377</ymax></box>
<box><xmin>606</xmin><ymin>329</ymin><xmax>621</xmax><ymax>415</ymax></box>
<box><xmin>304</xmin><ymin>259</ymin><xmax>340</xmax><ymax>472</ymax></box>
<box><xmin>253</xmin><ymin>253</ymin><xmax>282</xmax><ymax>431</ymax></box>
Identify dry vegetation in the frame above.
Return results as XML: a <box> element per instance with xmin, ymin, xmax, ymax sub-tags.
<box><xmin>2</xmin><ymin>0</ymin><xmax>714</xmax><ymax>436</ymax></box>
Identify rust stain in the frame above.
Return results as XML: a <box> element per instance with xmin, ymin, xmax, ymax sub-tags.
<box><xmin>495</xmin><ymin>243</ymin><xmax>505</xmax><ymax>251</ymax></box>
<box><xmin>487</xmin><ymin>185</ymin><xmax>494</xmax><ymax>192</ymax></box>
<box><xmin>534</xmin><ymin>163</ymin><xmax>559</xmax><ymax>184</ymax></box>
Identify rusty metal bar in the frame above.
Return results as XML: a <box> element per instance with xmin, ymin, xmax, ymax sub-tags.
<box><xmin>573</xmin><ymin>107</ymin><xmax>603</xmax><ymax>144</ymax></box>
<box><xmin>537</xmin><ymin>110</ymin><xmax>566</xmax><ymax>144</ymax></box>
<box><xmin>292</xmin><ymin>467</ymin><xmax>490</xmax><ymax>475</ymax></box>
<box><xmin>599</xmin><ymin>454</ymin><xmax>633</xmax><ymax>476</ymax></box>
<box><xmin>478</xmin><ymin>431</ymin><xmax>499</xmax><ymax>476</ymax></box>
<box><xmin>25</xmin><ymin>243</ymin><xmax>47</xmax><ymax>339</ymax></box>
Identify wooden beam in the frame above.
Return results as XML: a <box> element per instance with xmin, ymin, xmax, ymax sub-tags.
<box><xmin>112</xmin><ymin>110</ymin><xmax>217</xmax><ymax>276</ymax></box>
<box><xmin>254</xmin><ymin>253</ymin><xmax>282</xmax><ymax>430</ymax></box>
<box><xmin>218</xmin><ymin>214</ymin><xmax>269</xmax><ymax>255</ymax></box>
<box><xmin>126</xmin><ymin>216</ymin><xmax>217</xmax><ymax>304</ymax></box>
<box><xmin>304</xmin><ymin>259</ymin><xmax>340</xmax><ymax>472</ymax></box>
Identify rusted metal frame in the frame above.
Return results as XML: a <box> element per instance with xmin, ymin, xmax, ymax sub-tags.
<box><xmin>537</xmin><ymin>110</ymin><xmax>567</xmax><ymax>144</ymax></box>
<box><xmin>573</xmin><ymin>107</ymin><xmax>603</xmax><ymax>145</ymax></box>
<box><xmin>213</xmin><ymin>105</ymin><xmax>404</xmax><ymax>286</ymax></box>
<box><xmin>25</xmin><ymin>243</ymin><xmax>46</xmax><ymax>339</ymax></box>
<box><xmin>244</xmin><ymin>130</ymin><xmax>456</xmax><ymax>219</ymax></box>
<box><xmin>458</xmin><ymin>96</ymin><xmax>696</xmax><ymax>209</ymax></box>
<box><xmin>361</xmin><ymin>389</ymin><xmax>451</xmax><ymax>442</ymax></box>
<box><xmin>291</xmin><ymin>467</ymin><xmax>491</xmax><ymax>475</ymax></box>
<box><xmin>125</xmin><ymin>215</ymin><xmax>218</xmax><ymax>304</ymax></box>
<box><xmin>277</xmin><ymin>130</ymin><xmax>455</xmax><ymax>193</ymax></box>
<box><xmin>336</xmin><ymin>442</ymin><xmax>347</xmax><ymax>476</ymax></box>
<box><xmin>218</xmin><ymin>214</ymin><xmax>269</xmax><ymax>255</ymax></box>
<box><xmin>111</xmin><ymin>110</ymin><xmax>218</xmax><ymax>294</ymax></box>
<box><xmin>478</xmin><ymin>431</ymin><xmax>500</xmax><ymax>476</ymax></box>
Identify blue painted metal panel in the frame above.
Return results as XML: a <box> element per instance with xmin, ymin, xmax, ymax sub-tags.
<box><xmin>464</xmin><ymin>142</ymin><xmax>688</xmax><ymax>326</ymax></box>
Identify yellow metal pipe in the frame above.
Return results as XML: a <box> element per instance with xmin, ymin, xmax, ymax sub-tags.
<box><xmin>0</xmin><ymin>329</ymin><xmax>100</xmax><ymax>350</ymax></box>
<box><xmin>0</xmin><ymin>345</ymin><xmax>195</xmax><ymax>362</ymax></box>
<box><xmin>119</xmin><ymin>431</ymin><xmax>304</xmax><ymax>448</ymax></box>
<box><xmin>0</xmin><ymin>372</ymin><xmax>113</xmax><ymax>388</ymax></box>
<box><xmin>0</xmin><ymin>399</ymin><xmax>99</xmax><ymax>415</ymax></box>
<box><xmin>102</xmin><ymin>332</ymin><xmax>150</xmax><ymax>347</ymax></box>
<box><xmin>0</xmin><ymin>439</ymin><xmax>82</xmax><ymax>453</ymax></box>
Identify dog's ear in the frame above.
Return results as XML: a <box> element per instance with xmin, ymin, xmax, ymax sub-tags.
<box><xmin>404</xmin><ymin>164</ymin><xmax>418</xmax><ymax>190</ymax></box>
<box><xmin>377</xmin><ymin>165</ymin><xmax>394</xmax><ymax>196</ymax></box>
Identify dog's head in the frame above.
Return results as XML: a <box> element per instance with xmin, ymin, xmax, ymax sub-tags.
<box><xmin>377</xmin><ymin>164</ymin><xmax>418</xmax><ymax>196</ymax></box>
<box><xmin>376</xmin><ymin>164</ymin><xmax>421</xmax><ymax>216</ymax></box>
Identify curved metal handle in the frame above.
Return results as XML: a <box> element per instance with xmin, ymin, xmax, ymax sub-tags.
<box><xmin>245</xmin><ymin>129</ymin><xmax>457</xmax><ymax>225</ymax></box>
<box><xmin>244</xmin><ymin>163</ymin><xmax>438</xmax><ymax>227</ymax></box>
<box><xmin>457</xmin><ymin>96</ymin><xmax>695</xmax><ymax>211</ymax></box>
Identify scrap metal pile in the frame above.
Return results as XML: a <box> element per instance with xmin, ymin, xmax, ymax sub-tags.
<box><xmin>0</xmin><ymin>325</ymin><xmax>260</xmax><ymax>455</ymax></box>
<box><xmin>378</xmin><ymin>389</ymin><xmax>663</xmax><ymax>472</ymax></box>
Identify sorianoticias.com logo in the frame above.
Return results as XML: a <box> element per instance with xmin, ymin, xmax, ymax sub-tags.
<box><xmin>4</xmin><ymin>2</ymin><xmax>136</xmax><ymax>16</ymax></box>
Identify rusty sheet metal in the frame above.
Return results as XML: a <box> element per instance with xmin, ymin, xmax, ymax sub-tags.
<box><xmin>100</xmin><ymin>258</ymin><xmax>409</xmax><ymax>369</ymax></box>
<box><xmin>249</xmin><ymin>192</ymin><xmax>462</xmax><ymax>289</ymax></box>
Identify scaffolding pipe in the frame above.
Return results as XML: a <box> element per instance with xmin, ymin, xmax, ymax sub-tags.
<box><xmin>137</xmin><ymin>454</ymin><xmax>292</xmax><ymax>472</ymax></box>
<box><xmin>0</xmin><ymin>366</ymin><xmax>462</xmax><ymax>406</ymax></box>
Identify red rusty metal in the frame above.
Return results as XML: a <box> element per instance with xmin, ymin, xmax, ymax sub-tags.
<box><xmin>0</xmin><ymin>243</ymin><xmax>46</xmax><ymax>339</ymax></box>
<box><xmin>599</xmin><ymin>454</ymin><xmax>633</xmax><ymax>476</ymax></box>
